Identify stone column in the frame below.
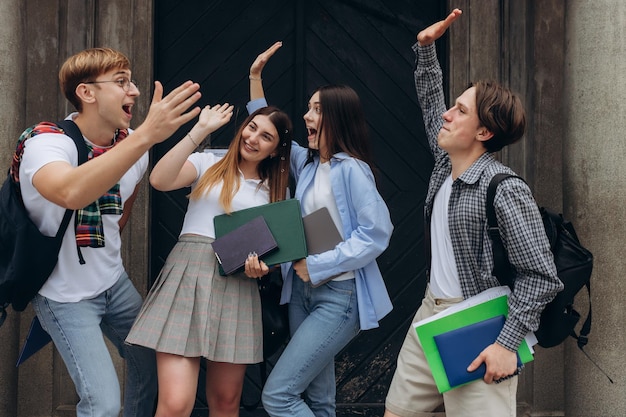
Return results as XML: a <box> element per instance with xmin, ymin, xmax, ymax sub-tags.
<box><xmin>0</xmin><ymin>0</ymin><xmax>24</xmax><ymax>416</ymax></box>
<box><xmin>563</xmin><ymin>1</ymin><xmax>626</xmax><ymax>416</ymax></box>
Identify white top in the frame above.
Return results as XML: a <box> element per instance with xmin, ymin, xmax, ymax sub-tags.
<box><xmin>429</xmin><ymin>174</ymin><xmax>462</xmax><ymax>298</ymax></box>
<box><xmin>302</xmin><ymin>161</ymin><xmax>354</xmax><ymax>281</ymax></box>
<box><xmin>180</xmin><ymin>151</ymin><xmax>270</xmax><ymax>238</ymax></box>
<box><xmin>19</xmin><ymin>116</ymin><xmax>148</xmax><ymax>302</ymax></box>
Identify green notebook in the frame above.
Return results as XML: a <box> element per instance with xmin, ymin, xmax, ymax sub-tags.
<box><xmin>213</xmin><ymin>199</ymin><xmax>308</xmax><ymax>273</ymax></box>
<box><xmin>414</xmin><ymin>289</ymin><xmax>534</xmax><ymax>393</ymax></box>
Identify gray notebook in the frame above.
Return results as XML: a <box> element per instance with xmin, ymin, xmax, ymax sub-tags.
<box><xmin>302</xmin><ymin>207</ymin><xmax>343</xmax><ymax>255</ymax></box>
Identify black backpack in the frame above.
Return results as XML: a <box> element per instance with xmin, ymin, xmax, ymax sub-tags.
<box><xmin>486</xmin><ymin>173</ymin><xmax>593</xmax><ymax>349</ymax></box>
<box><xmin>487</xmin><ymin>173</ymin><xmax>612</xmax><ymax>382</ymax></box>
<box><xmin>0</xmin><ymin>120</ymin><xmax>88</xmax><ymax>327</ymax></box>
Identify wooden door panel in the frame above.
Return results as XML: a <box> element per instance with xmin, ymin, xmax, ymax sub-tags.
<box><xmin>153</xmin><ymin>1</ymin><xmax>443</xmax><ymax>414</ymax></box>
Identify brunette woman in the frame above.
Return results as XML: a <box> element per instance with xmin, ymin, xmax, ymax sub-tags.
<box><xmin>247</xmin><ymin>43</ymin><xmax>393</xmax><ymax>417</ymax></box>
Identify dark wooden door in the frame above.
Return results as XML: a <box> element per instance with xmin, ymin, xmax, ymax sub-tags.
<box><xmin>152</xmin><ymin>1</ymin><xmax>444</xmax><ymax>415</ymax></box>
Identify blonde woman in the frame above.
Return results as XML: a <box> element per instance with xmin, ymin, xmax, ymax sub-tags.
<box><xmin>127</xmin><ymin>103</ymin><xmax>292</xmax><ymax>417</ymax></box>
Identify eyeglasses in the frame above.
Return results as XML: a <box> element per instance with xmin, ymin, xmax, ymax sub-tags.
<box><xmin>84</xmin><ymin>78</ymin><xmax>138</xmax><ymax>92</ymax></box>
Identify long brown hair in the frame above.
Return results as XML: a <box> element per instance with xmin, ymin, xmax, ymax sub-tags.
<box><xmin>189</xmin><ymin>106</ymin><xmax>292</xmax><ymax>213</ymax></box>
<box><xmin>307</xmin><ymin>85</ymin><xmax>374</xmax><ymax>167</ymax></box>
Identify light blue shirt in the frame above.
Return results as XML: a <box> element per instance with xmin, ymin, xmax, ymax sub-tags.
<box><xmin>248</xmin><ymin>99</ymin><xmax>394</xmax><ymax>330</ymax></box>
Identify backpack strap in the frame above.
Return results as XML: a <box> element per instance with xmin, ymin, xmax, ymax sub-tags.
<box><xmin>55</xmin><ymin>120</ymin><xmax>90</xmax><ymax>264</ymax></box>
<box><xmin>56</xmin><ymin>120</ymin><xmax>89</xmax><ymax>165</ymax></box>
<box><xmin>486</xmin><ymin>173</ymin><xmax>523</xmax><ymax>289</ymax></box>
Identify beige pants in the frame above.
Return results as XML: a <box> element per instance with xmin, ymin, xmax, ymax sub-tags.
<box><xmin>385</xmin><ymin>287</ymin><xmax>517</xmax><ymax>417</ymax></box>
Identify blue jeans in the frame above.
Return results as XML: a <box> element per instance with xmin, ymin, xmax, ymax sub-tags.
<box><xmin>262</xmin><ymin>278</ymin><xmax>360</xmax><ymax>417</ymax></box>
<box><xmin>31</xmin><ymin>272</ymin><xmax>157</xmax><ymax>417</ymax></box>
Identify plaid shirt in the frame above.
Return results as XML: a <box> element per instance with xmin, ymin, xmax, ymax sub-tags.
<box><xmin>414</xmin><ymin>42</ymin><xmax>562</xmax><ymax>351</ymax></box>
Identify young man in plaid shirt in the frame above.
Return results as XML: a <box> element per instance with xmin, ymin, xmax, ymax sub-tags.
<box><xmin>384</xmin><ymin>9</ymin><xmax>562</xmax><ymax>417</ymax></box>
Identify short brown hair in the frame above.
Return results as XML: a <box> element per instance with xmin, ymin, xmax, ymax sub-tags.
<box><xmin>472</xmin><ymin>80</ymin><xmax>526</xmax><ymax>152</ymax></box>
<box><xmin>59</xmin><ymin>47</ymin><xmax>130</xmax><ymax>112</ymax></box>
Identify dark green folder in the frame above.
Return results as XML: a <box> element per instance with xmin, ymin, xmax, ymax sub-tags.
<box><xmin>214</xmin><ymin>199</ymin><xmax>308</xmax><ymax>271</ymax></box>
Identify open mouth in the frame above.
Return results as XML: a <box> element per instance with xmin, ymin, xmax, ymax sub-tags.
<box><xmin>307</xmin><ymin>127</ymin><xmax>318</xmax><ymax>141</ymax></box>
<box><xmin>123</xmin><ymin>104</ymin><xmax>133</xmax><ymax>117</ymax></box>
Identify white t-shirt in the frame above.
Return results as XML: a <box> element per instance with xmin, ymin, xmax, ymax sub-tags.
<box><xmin>429</xmin><ymin>174</ymin><xmax>462</xmax><ymax>298</ymax></box>
<box><xmin>302</xmin><ymin>161</ymin><xmax>354</xmax><ymax>281</ymax></box>
<box><xmin>180</xmin><ymin>151</ymin><xmax>271</xmax><ymax>238</ymax></box>
<box><xmin>19</xmin><ymin>119</ymin><xmax>148</xmax><ymax>302</ymax></box>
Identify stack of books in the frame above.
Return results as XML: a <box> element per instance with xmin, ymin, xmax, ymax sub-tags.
<box><xmin>213</xmin><ymin>199</ymin><xmax>308</xmax><ymax>275</ymax></box>
<box><xmin>413</xmin><ymin>286</ymin><xmax>535</xmax><ymax>393</ymax></box>
<box><xmin>213</xmin><ymin>201</ymin><xmax>343</xmax><ymax>277</ymax></box>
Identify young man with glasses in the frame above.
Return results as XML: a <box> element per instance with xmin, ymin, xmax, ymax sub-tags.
<box><xmin>19</xmin><ymin>47</ymin><xmax>203</xmax><ymax>417</ymax></box>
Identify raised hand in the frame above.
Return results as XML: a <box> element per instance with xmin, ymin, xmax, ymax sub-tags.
<box><xmin>250</xmin><ymin>41</ymin><xmax>282</xmax><ymax>78</ymax></box>
<box><xmin>138</xmin><ymin>80</ymin><xmax>202</xmax><ymax>144</ymax></box>
<box><xmin>417</xmin><ymin>8</ymin><xmax>462</xmax><ymax>46</ymax></box>
<box><xmin>197</xmin><ymin>103</ymin><xmax>234</xmax><ymax>133</ymax></box>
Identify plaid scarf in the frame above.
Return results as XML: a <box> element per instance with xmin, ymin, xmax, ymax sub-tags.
<box><xmin>11</xmin><ymin>122</ymin><xmax>64</xmax><ymax>184</ymax></box>
<box><xmin>11</xmin><ymin>122</ymin><xmax>129</xmax><ymax>263</ymax></box>
<box><xmin>75</xmin><ymin>128</ymin><xmax>128</xmax><ymax>249</ymax></box>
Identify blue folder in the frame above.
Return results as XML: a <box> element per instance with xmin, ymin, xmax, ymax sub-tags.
<box><xmin>433</xmin><ymin>315</ymin><xmax>522</xmax><ymax>387</ymax></box>
<box><xmin>16</xmin><ymin>316</ymin><xmax>51</xmax><ymax>366</ymax></box>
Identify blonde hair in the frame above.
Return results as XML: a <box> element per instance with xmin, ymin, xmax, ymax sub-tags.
<box><xmin>189</xmin><ymin>106</ymin><xmax>292</xmax><ymax>213</ymax></box>
<box><xmin>59</xmin><ymin>47</ymin><xmax>130</xmax><ymax>112</ymax></box>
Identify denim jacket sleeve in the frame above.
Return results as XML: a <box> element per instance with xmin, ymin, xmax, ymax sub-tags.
<box><xmin>246</xmin><ymin>98</ymin><xmax>268</xmax><ymax>114</ymax></box>
<box><xmin>305</xmin><ymin>158</ymin><xmax>393</xmax><ymax>285</ymax></box>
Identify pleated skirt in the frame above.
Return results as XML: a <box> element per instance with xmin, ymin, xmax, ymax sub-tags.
<box><xmin>126</xmin><ymin>235</ymin><xmax>263</xmax><ymax>364</ymax></box>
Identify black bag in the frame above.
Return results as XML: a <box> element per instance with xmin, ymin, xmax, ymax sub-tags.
<box><xmin>258</xmin><ymin>270</ymin><xmax>289</xmax><ymax>359</ymax></box>
<box><xmin>0</xmin><ymin>120</ymin><xmax>88</xmax><ymax>327</ymax></box>
<box><xmin>487</xmin><ymin>173</ymin><xmax>593</xmax><ymax>349</ymax></box>
<box><xmin>486</xmin><ymin>174</ymin><xmax>613</xmax><ymax>382</ymax></box>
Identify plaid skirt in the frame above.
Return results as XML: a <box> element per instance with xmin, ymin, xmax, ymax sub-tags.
<box><xmin>126</xmin><ymin>235</ymin><xmax>263</xmax><ymax>364</ymax></box>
